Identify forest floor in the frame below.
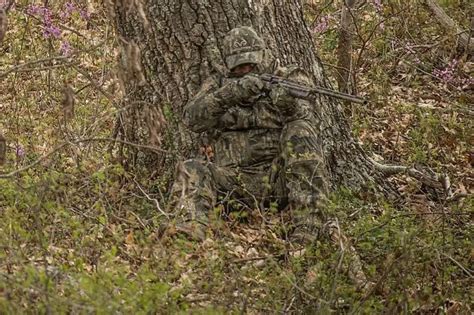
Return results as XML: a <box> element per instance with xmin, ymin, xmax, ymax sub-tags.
<box><xmin>0</xmin><ymin>1</ymin><xmax>472</xmax><ymax>313</ymax></box>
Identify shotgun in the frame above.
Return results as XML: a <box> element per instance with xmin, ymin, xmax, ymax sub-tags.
<box><xmin>258</xmin><ymin>73</ymin><xmax>367</xmax><ymax>105</ymax></box>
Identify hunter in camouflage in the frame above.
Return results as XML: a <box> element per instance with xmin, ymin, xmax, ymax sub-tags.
<box><xmin>169</xmin><ymin>26</ymin><xmax>328</xmax><ymax>242</ymax></box>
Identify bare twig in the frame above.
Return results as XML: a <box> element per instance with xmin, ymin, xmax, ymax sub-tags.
<box><xmin>0</xmin><ymin>56</ymin><xmax>72</xmax><ymax>79</ymax></box>
<box><xmin>0</xmin><ymin>142</ymin><xmax>69</xmax><ymax>178</ymax></box>
<box><xmin>284</xmin><ymin>296</ymin><xmax>296</xmax><ymax>314</ymax></box>
<box><xmin>0</xmin><ymin>133</ymin><xmax>5</xmax><ymax>165</ymax></box>
<box><xmin>232</xmin><ymin>255</ymin><xmax>275</xmax><ymax>264</ymax></box>
<box><xmin>328</xmin><ymin>218</ymin><xmax>346</xmax><ymax>306</ymax></box>
<box><xmin>58</xmin><ymin>22</ymin><xmax>86</xmax><ymax>38</ymax></box>
<box><xmin>133</xmin><ymin>178</ymin><xmax>171</xmax><ymax>219</ymax></box>
<box><xmin>438</xmin><ymin>251</ymin><xmax>473</xmax><ymax>278</ymax></box>
<box><xmin>13</xmin><ymin>62</ymin><xmax>80</xmax><ymax>73</ymax></box>
<box><xmin>72</xmin><ymin>65</ymin><xmax>115</xmax><ymax>101</ymax></box>
<box><xmin>352</xmin><ymin>253</ymin><xmax>399</xmax><ymax>314</ymax></box>
<box><xmin>0</xmin><ymin>137</ymin><xmax>169</xmax><ymax>178</ymax></box>
<box><xmin>306</xmin><ymin>0</ymin><xmax>335</xmax><ymax>31</ymax></box>
<box><xmin>446</xmin><ymin>193</ymin><xmax>469</xmax><ymax>202</ymax></box>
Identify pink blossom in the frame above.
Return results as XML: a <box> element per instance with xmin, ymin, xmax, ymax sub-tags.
<box><xmin>404</xmin><ymin>42</ymin><xmax>416</xmax><ymax>54</ymax></box>
<box><xmin>16</xmin><ymin>145</ymin><xmax>25</xmax><ymax>159</ymax></box>
<box><xmin>373</xmin><ymin>0</ymin><xmax>383</xmax><ymax>12</ymax></box>
<box><xmin>60</xmin><ymin>41</ymin><xmax>72</xmax><ymax>56</ymax></box>
<box><xmin>312</xmin><ymin>16</ymin><xmax>329</xmax><ymax>34</ymax></box>
<box><xmin>60</xmin><ymin>2</ymin><xmax>76</xmax><ymax>20</ymax></box>
<box><xmin>27</xmin><ymin>4</ymin><xmax>61</xmax><ymax>39</ymax></box>
<box><xmin>79</xmin><ymin>9</ymin><xmax>91</xmax><ymax>21</ymax></box>
<box><xmin>432</xmin><ymin>59</ymin><xmax>469</xmax><ymax>85</ymax></box>
<box><xmin>27</xmin><ymin>5</ymin><xmax>52</xmax><ymax>23</ymax></box>
<box><xmin>65</xmin><ymin>2</ymin><xmax>76</xmax><ymax>13</ymax></box>
<box><xmin>43</xmin><ymin>24</ymin><xmax>61</xmax><ymax>38</ymax></box>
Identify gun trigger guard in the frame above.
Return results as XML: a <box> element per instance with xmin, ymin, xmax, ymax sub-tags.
<box><xmin>262</xmin><ymin>82</ymin><xmax>273</xmax><ymax>93</ymax></box>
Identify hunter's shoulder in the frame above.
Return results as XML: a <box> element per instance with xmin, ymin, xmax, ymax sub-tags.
<box><xmin>205</xmin><ymin>73</ymin><xmax>223</xmax><ymax>84</ymax></box>
<box><xmin>273</xmin><ymin>64</ymin><xmax>302</xmax><ymax>75</ymax></box>
<box><xmin>196</xmin><ymin>74</ymin><xmax>222</xmax><ymax>91</ymax></box>
<box><xmin>273</xmin><ymin>64</ymin><xmax>312</xmax><ymax>85</ymax></box>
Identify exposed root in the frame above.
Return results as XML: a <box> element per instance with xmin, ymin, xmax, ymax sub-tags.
<box><xmin>369</xmin><ymin>158</ymin><xmax>453</xmax><ymax>197</ymax></box>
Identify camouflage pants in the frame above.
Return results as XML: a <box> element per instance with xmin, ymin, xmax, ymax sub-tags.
<box><xmin>169</xmin><ymin>119</ymin><xmax>328</xmax><ymax>220</ymax></box>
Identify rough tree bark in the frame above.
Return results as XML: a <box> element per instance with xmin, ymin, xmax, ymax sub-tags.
<box><xmin>105</xmin><ymin>0</ymin><xmax>395</xmax><ymax>195</ymax></box>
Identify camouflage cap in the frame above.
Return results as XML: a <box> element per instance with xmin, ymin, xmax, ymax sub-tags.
<box><xmin>223</xmin><ymin>26</ymin><xmax>265</xmax><ymax>70</ymax></box>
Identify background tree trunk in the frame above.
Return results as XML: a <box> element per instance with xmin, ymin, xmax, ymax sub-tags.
<box><xmin>336</xmin><ymin>0</ymin><xmax>356</xmax><ymax>95</ymax></box>
<box><xmin>105</xmin><ymin>0</ymin><xmax>395</xmax><ymax>195</ymax></box>
<box><xmin>424</xmin><ymin>0</ymin><xmax>474</xmax><ymax>56</ymax></box>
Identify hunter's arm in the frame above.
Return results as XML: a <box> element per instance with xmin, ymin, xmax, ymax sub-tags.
<box><xmin>272</xmin><ymin>66</ymin><xmax>315</xmax><ymax>121</ymax></box>
<box><xmin>184</xmin><ymin>76</ymin><xmax>262</xmax><ymax>132</ymax></box>
<box><xmin>183</xmin><ymin>77</ymin><xmax>228</xmax><ymax>133</ymax></box>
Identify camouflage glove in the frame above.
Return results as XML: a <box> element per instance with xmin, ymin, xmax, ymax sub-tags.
<box><xmin>215</xmin><ymin>76</ymin><xmax>264</xmax><ymax>105</ymax></box>
<box><xmin>238</xmin><ymin>75</ymin><xmax>265</xmax><ymax>98</ymax></box>
<box><xmin>269</xmin><ymin>84</ymin><xmax>299</xmax><ymax>116</ymax></box>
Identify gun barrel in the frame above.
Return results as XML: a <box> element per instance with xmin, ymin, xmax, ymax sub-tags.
<box><xmin>259</xmin><ymin>74</ymin><xmax>367</xmax><ymax>105</ymax></box>
<box><xmin>307</xmin><ymin>85</ymin><xmax>367</xmax><ymax>105</ymax></box>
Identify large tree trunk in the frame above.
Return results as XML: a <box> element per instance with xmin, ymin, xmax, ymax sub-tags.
<box><xmin>105</xmin><ymin>0</ymin><xmax>394</xmax><ymax>195</ymax></box>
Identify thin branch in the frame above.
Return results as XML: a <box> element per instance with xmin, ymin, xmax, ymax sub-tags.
<box><xmin>401</xmin><ymin>60</ymin><xmax>462</xmax><ymax>90</ymax></box>
<box><xmin>439</xmin><ymin>251</ymin><xmax>473</xmax><ymax>278</ymax></box>
<box><xmin>232</xmin><ymin>255</ymin><xmax>275</xmax><ymax>264</ymax></box>
<box><xmin>353</xmin><ymin>252</ymin><xmax>399</xmax><ymax>313</ymax></box>
<box><xmin>306</xmin><ymin>0</ymin><xmax>335</xmax><ymax>30</ymax></box>
<box><xmin>354</xmin><ymin>17</ymin><xmax>389</xmax><ymax>69</ymax></box>
<box><xmin>14</xmin><ymin>62</ymin><xmax>80</xmax><ymax>73</ymax></box>
<box><xmin>72</xmin><ymin>65</ymin><xmax>116</xmax><ymax>103</ymax></box>
<box><xmin>57</xmin><ymin>22</ymin><xmax>86</xmax><ymax>38</ymax></box>
<box><xmin>0</xmin><ymin>137</ymin><xmax>169</xmax><ymax>178</ymax></box>
<box><xmin>353</xmin><ymin>6</ymin><xmax>411</xmax><ymax>70</ymax></box>
<box><xmin>0</xmin><ymin>142</ymin><xmax>68</xmax><ymax>178</ymax></box>
<box><xmin>328</xmin><ymin>218</ymin><xmax>345</xmax><ymax>306</ymax></box>
<box><xmin>133</xmin><ymin>178</ymin><xmax>171</xmax><ymax>219</ymax></box>
<box><xmin>0</xmin><ymin>56</ymin><xmax>72</xmax><ymax>79</ymax></box>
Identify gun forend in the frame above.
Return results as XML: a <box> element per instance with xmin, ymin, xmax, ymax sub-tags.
<box><xmin>259</xmin><ymin>73</ymin><xmax>367</xmax><ymax>105</ymax></box>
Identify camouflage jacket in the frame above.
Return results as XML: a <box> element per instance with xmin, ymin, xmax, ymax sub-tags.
<box><xmin>183</xmin><ymin>66</ymin><xmax>316</xmax><ymax>171</ymax></box>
